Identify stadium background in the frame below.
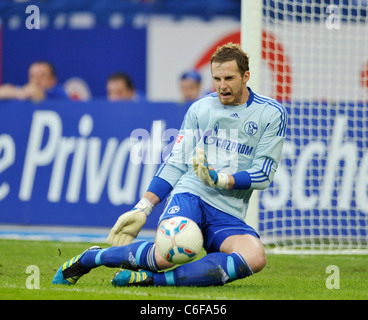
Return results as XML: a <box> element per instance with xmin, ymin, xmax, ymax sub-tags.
<box><xmin>0</xmin><ymin>1</ymin><xmax>367</xmax><ymax>247</ymax></box>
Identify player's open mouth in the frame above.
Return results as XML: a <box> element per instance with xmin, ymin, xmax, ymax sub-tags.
<box><xmin>221</xmin><ymin>92</ymin><xmax>232</xmax><ymax>97</ymax></box>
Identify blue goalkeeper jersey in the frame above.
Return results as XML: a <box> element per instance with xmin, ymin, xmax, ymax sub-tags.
<box><xmin>154</xmin><ymin>87</ymin><xmax>287</xmax><ymax>220</ymax></box>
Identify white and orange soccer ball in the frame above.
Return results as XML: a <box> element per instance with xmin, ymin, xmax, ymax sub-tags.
<box><xmin>155</xmin><ymin>216</ymin><xmax>203</xmax><ymax>264</ymax></box>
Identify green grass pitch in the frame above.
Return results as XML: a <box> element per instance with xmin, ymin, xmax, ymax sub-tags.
<box><xmin>0</xmin><ymin>239</ymin><xmax>367</xmax><ymax>300</ymax></box>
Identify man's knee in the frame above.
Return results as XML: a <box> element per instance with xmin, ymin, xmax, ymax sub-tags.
<box><xmin>249</xmin><ymin>249</ymin><xmax>266</xmax><ymax>273</ymax></box>
<box><xmin>220</xmin><ymin>234</ymin><xmax>266</xmax><ymax>273</ymax></box>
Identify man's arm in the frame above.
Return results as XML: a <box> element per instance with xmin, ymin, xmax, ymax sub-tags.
<box><xmin>107</xmin><ymin>106</ymin><xmax>198</xmax><ymax>246</ymax></box>
<box><xmin>142</xmin><ymin>191</ymin><xmax>160</xmax><ymax>206</ymax></box>
<box><xmin>0</xmin><ymin>84</ymin><xmax>24</xmax><ymax>100</ymax></box>
<box><xmin>0</xmin><ymin>83</ymin><xmax>45</xmax><ymax>101</ymax></box>
<box><xmin>243</xmin><ymin>107</ymin><xmax>287</xmax><ymax>190</ymax></box>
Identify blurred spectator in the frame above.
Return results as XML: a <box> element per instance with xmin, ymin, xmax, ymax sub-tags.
<box><xmin>179</xmin><ymin>70</ymin><xmax>202</xmax><ymax>102</ymax></box>
<box><xmin>0</xmin><ymin>61</ymin><xmax>69</xmax><ymax>101</ymax></box>
<box><xmin>106</xmin><ymin>72</ymin><xmax>137</xmax><ymax>101</ymax></box>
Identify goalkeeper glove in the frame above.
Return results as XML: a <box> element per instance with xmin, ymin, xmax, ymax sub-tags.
<box><xmin>106</xmin><ymin>198</ymin><xmax>154</xmax><ymax>246</ymax></box>
<box><xmin>193</xmin><ymin>147</ymin><xmax>230</xmax><ymax>189</ymax></box>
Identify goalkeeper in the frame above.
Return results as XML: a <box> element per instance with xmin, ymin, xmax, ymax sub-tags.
<box><xmin>53</xmin><ymin>43</ymin><xmax>287</xmax><ymax>287</ymax></box>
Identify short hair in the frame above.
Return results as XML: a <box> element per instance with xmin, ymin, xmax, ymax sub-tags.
<box><xmin>211</xmin><ymin>43</ymin><xmax>250</xmax><ymax>76</ymax></box>
<box><xmin>31</xmin><ymin>60</ymin><xmax>57</xmax><ymax>78</ymax></box>
<box><xmin>107</xmin><ymin>72</ymin><xmax>135</xmax><ymax>91</ymax></box>
<box><xmin>180</xmin><ymin>70</ymin><xmax>201</xmax><ymax>83</ymax></box>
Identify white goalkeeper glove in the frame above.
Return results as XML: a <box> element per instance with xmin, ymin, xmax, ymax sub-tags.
<box><xmin>106</xmin><ymin>198</ymin><xmax>154</xmax><ymax>246</ymax></box>
<box><xmin>193</xmin><ymin>147</ymin><xmax>230</xmax><ymax>189</ymax></box>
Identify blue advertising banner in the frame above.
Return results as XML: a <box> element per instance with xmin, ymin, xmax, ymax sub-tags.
<box><xmin>0</xmin><ymin>100</ymin><xmax>187</xmax><ymax>228</ymax></box>
<box><xmin>0</xmin><ymin>100</ymin><xmax>367</xmax><ymax>240</ymax></box>
<box><xmin>259</xmin><ymin>102</ymin><xmax>368</xmax><ymax>239</ymax></box>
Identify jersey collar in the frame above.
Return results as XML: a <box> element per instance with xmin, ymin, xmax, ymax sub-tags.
<box><xmin>245</xmin><ymin>87</ymin><xmax>254</xmax><ymax>108</ymax></box>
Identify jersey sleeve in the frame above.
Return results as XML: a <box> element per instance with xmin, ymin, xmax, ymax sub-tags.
<box><xmin>245</xmin><ymin>105</ymin><xmax>287</xmax><ymax>190</ymax></box>
<box><xmin>153</xmin><ymin>105</ymin><xmax>199</xmax><ymax>188</ymax></box>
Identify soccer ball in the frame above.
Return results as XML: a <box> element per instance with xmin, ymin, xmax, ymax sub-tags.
<box><xmin>155</xmin><ymin>216</ymin><xmax>203</xmax><ymax>264</ymax></box>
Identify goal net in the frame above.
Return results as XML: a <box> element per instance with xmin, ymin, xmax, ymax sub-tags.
<box><xmin>243</xmin><ymin>1</ymin><xmax>368</xmax><ymax>254</ymax></box>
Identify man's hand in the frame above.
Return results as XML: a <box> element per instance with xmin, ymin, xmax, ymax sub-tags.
<box><xmin>106</xmin><ymin>198</ymin><xmax>154</xmax><ymax>246</ymax></box>
<box><xmin>192</xmin><ymin>147</ymin><xmax>230</xmax><ymax>189</ymax></box>
<box><xmin>21</xmin><ymin>83</ymin><xmax>45</xmax><ymax>102</ymax></box>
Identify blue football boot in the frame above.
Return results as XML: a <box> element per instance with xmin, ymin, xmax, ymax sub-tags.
<box><xmin>52</xmin><ymin>246</ymin><xmax>101</xmax><ymax>285</ymax></box>
<box><xmin>111</xmin><ymin>269</ymin><xmax>153</xmax><ymax>287</ymax></box>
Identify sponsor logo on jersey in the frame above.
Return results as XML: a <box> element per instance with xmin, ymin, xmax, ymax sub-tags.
<box><xmin>203</xmin><ymin>135</ymin><xmax>254</xmax><ymax>156</ymax></box>
<box><xmin>203</xmin><ymin>127</ymin><xmax>254</xmax><ymax>156</ymax></box>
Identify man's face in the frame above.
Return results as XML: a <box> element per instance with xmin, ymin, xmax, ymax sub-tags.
<box><xmin>180</xmin><ymin>78</ymin><xmax>201</xmax><ymax>101</ymax></box>
<box><xmin>29</xmin><ymin>63</ymin><xmax>56</xmax><ymax>90</ymax></box>
<box><xmin>211</xmin><ymin>60</ymin><xmax>250</xmax><ymax>106</ymax></box>
<box><xmin>107</xmin><ymin>79</ymin><xmax>134</xmax><ymax>101</ymax></box>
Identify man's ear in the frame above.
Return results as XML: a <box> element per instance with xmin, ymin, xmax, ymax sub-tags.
<box><xmin>243</xmin><ymin>71</ymin><xmax>250</xmax><ymax>84</ymax></box>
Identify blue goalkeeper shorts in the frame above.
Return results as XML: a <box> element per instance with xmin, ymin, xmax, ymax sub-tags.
<box><xmin>158</xmin><ymin>192</ymin><xmax>259</xmax><ymax>253</ymax></box>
